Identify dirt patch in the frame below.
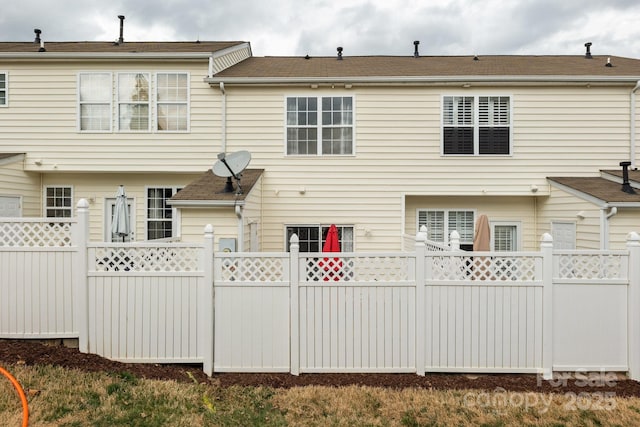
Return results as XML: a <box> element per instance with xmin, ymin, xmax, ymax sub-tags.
<box><xmin>2</xmin><ymin>339</ymin><xmax>639</xmax><ymax>397</ymax></box>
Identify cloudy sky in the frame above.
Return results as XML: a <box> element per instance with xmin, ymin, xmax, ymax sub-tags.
<box><xmin>1</xmin><ymin>0</ymin><xmax>639</xmax><ymax>58</ymax></box>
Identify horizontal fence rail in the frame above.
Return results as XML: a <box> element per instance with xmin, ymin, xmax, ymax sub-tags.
<box><xmin>1</xmin><ymin>200</ymin><xmax>640</xmax><ymax>379</ymax></box>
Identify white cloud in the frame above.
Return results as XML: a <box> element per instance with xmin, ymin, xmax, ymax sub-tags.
<box><xmin>0</xmin><ymin>0</ymin><xmax>638</xmax><ymax>58</ymax></box>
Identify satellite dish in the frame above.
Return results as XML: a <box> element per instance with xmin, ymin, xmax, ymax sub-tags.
<box><xmin>212</xmin><ymin>150</ymin><xmax>251</xmax><ymax>194</ymax></box>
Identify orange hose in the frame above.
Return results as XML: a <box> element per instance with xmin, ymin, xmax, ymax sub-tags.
<box><xmin>0</xmin><ymin>365</ymin><xmax>29</xmax><ymax>427</ymax></box>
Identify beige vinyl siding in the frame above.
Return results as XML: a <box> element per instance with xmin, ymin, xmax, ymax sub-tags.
<box><xmin>537</xmin><ymin>187</ymin><xmax>601</xmax><ymax>249</ymax></box>
<box><xmin>42</xmin><ymin>173</ymin><xmax>199</xmax><ymax>241</ymax></box>
<box><xmin>179</xmin><ymin>208</ymin><xmax>238</xmax><ymax>246</ymax></box>
<box><xmin>241</xmin><ymin>174</ymin><xmax>263</xmax><ymax>250</ymax></box>
<box><xmin>221</xmin><ymin>85</ymin><xmax>636</xmax><ymax>251</ymax></box>
<box><xmin>404</xmin><ymin>196</ymin><xmax>537</xmax><ymax>250</ymax></box>
<box><xmin>610</xmin><ymin>209</ymin><xmax>640</xmax><ymax>250</ymax></box>
<box><xmin>0</xmin><ymin>156</ymin><xmax>40</xmax><ymax>216</ymax></box>
<box><xmin>1</xmin><ymin>61</ymin><xmax>222</xmax><ymax>172</ymax></box>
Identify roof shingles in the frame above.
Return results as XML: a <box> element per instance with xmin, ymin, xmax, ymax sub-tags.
<box><xmin>211</xmin><ymin>55</ymin><xmax>640</xmax><ymax>79</ymax></box>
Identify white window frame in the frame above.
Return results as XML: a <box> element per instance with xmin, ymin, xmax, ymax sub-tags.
<box><xmin>44</xmin><ymin>186</ymin><xmax>74</xmax><ymax>218</ymax></box>
<box><xmin>490</xmin><ymin>221</ymin><xmax>522</xmax><ymax>251</ymax></box>
<box><xmin>156</xmin><ymin>72</ymin><xmax>190</xmax><ymax>133</ymax></box>
<box><xmin>417</xmin><ymin>209</ymin><xmax>476</xmax><ymax>246</ymax></box>
<box><xmin>441</xmin><ymin>94</ymin><xmax>513</xmax><ymax>156</ymax></box>
<box><xmin>0</xmin><ymin>71</ymin><xmax>7</xmax><ymax>107</ymax></box>
<box><xmin>77</xmin><ymin>72</ymin><xmax>190</xmax><ymax>134</ymax></box>
<box><xmin>78</xmin><ymin>72</ymin><xmax>113</xmax><ymax>132</ymax></box>
<box><xmin>145</xmin><ymin>186</ymin><xmax>182</xmax><ymax>240</ymax></box>
<box><xmin>117</xmin><ymin>72</ymin><xmax>151</xmax><ymax>132</ymax></box>
<box><xmin>284</xmin><ymin>95</ymin><xmax>355</xmax><ymax>156</ymax></box>
<box><xmin>285</xmin><ymin>224</ymin><xmax>355</xmax><ymax>252</ymax></box>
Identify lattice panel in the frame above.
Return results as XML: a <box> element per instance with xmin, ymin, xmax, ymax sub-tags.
<box><xmin>431</xmin><ymin>255</ymin><xmax>538</xmax><ymax>281</ymax></box>
<box><xmin>219</xmin><ymin>257</ymin><xmax>285</xmax><ymax>282</ymax></box>
<box><xmin>304</xmin><ymin>256</ymin><xmax>410</xmax><ymax>282</ymax></box>
<box><xmin>0</xmin><ymin>221</ymin><xmax>72</xmax><ymax>247</ymax></box>
<box><xmin>94</xmin><ymin>247</ymin><xmax>200</xmax><ymax>272</ymax></box>
<box><xmin>556</xmin><ymin>254</ymin><xmax>625</xmax><ymax>280</ymax></box>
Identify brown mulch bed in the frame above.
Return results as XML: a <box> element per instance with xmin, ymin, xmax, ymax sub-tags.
<box><xmin>2</xmin><ymin>339</ymin><xmax>640</xmax><ymax>397</ymax></box>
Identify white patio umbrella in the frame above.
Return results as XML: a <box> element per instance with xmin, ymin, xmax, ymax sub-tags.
<box><xmin>111</xmin><ymin>185</ymin><xmax>131</xmax><ymax>242</ymax></box>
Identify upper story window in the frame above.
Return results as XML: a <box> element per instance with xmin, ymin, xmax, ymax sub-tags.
<box><xmin>157</xmin><ymin>73</ymin><xmax>189</xmax><ymax>131</ymax></box>
<box><xmin>442</xmin><ymin>95</ymin><xmax>511</xmax><ymax>155</ymax></box>
<box><xmin>286</xmin><ymin>96</ymin><xmax>353</xmax><ymax>155</ymax></box>
<box><xmin>79</xmin><ymin>73</ymin><xmax>112</xmax><ymax>131</ymax></box>
<box><xmin>118</xmin><ymin>73</ymin><xmax>150</xmax><ymax>131</ymax></box>
<box><xmin>78</xmin><ymin>72</ymin><xmax>189</xmax><ymax>133</ymax></box>
<box><xmin>0</xmin><ymin>72</ymin><xmax>7</xmax><ymax>106</ymax></box>
<box><xmin>45</xmin><ymin>186</ymin><xmax>73</xmax><ymax>218</ymax></box>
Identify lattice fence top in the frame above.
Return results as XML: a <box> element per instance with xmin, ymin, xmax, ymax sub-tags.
<box><xmin>217</xmin><ymin>256</ymin><xmax>286</xmax><ymax>282</ymax></box>
<box><xmin>555</xmin><ymin>253</ymin><xmax>626</xmax><ymax>280</ymax></box>
<box><xmin>304</xmin><ymin>255</ymin><xmax>411</xmax><ymax>282</ymax></box>
<box><xmin>93</xmin><ymin>246</ymin><xmax>200</xmax><ymax>272</ymax></box>
<box><xmin>430</xmin><ymin>254</ymin><xmax>538</xmax><ymax>281</ymax></box>
<box><xmin>0</xmin><ymin>221</ymin><xmax>73</xmax><ymax>247</ymax></box>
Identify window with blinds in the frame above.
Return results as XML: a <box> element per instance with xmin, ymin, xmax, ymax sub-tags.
<box><xmin>418</xmin><ymin>209</ymin><xmax>475</xmax><ymax>246</ymax></box>
<box><xmin>492</xmin><ymin>224</ymin><xmax>519</xmax><ymax>251</ymax></box>
<box><xmin>443</xmin><ymin>95</ymin><xmax>511</xmax><ymax>155</ymax></box>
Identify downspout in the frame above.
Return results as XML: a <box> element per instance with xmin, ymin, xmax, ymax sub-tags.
<box><xmin>632</xmin><ymin>80</ymin><xmax>640</xmax><ymax>169</ymax></box>
<box><xmin>600</xmin><ymin>206</ymin><xmax>618</xmax><ymax>249</ymax></box>
<box><xmin>219</xmin><ymin>82</ymin><xmax>227</xmax><ymax>153</ymax></box>
<box><xmin>235</xmin><ymin>203</ymin><xmax>244</xmax><ymax>251</ymax></box>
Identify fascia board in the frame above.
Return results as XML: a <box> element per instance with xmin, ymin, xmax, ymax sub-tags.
<box><xmin>166</xmin><ymin>200</ymin><xmax>244</xmax><ymax>208</ymax></box>
<box><xmin>205</xmin><ymin>75</ymin><xmax>640</xmax><ymax>86</ymax></box>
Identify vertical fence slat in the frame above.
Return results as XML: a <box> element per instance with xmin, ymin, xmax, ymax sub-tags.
<box><xmin>627</xmin><ymin>232</ymin><xmax>640</xmax><ymax>380</ymax></box>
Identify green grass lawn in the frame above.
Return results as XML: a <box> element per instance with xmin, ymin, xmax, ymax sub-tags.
<box><xmin>3</xmin><ymin>363</ymin><xmax>640</xmax><ymax>426</ymax></box>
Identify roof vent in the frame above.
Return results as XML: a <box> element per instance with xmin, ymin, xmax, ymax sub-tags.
<box><xmin>606</xmin><ymin>57</ymin><xmax>613</xmax><ymax>67</ymax></box>
<box><xmin>584</xmin><ymin>42</ymin><xmax>593</xmax><ymax>59</ymax></box>
<box><xmin>117</xmin><ymin>15</ymin><xmax>125</xmax><ymax>44</ymax></box>
<box><xmin>620</xmin><ymin>161</ymin><xmax>636</xmax><ymax>194</ymax></box>
<box><xmin>337</xmin><ymin>46</ymin><xmax>343</xmax><ymax>60</ymax></box>
<box><xmin>473</xmin><ymin>54</ymin><xmax>479</xmax><ymax>61</ymax></box>
<box><xmin>413</xmin><ymin>41</ymin><xmax>419</xmax><ymax>58</ymax></box>
<box><xmin>34</xmin><ymin>29</ymin><xmax>41</xmax><ymax>44</ymax></box>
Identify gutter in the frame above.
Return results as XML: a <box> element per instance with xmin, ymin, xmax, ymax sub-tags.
<box><xmin>600</xmin><ymin>206</ymin><xmax>619</xmax><ymax>249</ymax></box>
<box><xmin>632</xmin><ymin>80</ymin><xmax>640</xmax><ymax>169</ymax></box>
<box><xmin>235</xmin><ymin>204</ymin><xmax>244</xmax><ymax>252</ymax></box>
<box><xmin>219</xmin><ymin>82</ymin><xmax>227</xmax><ymax>153</ymax></box>
<box><xmin>0</xmin><ymin>52</ymin><xmax>215</xmax><ymax>60</ymax></box>
<box><xmin>166</xmin><ymin>200</ymin><xmax>245</xmax><ymax>208</ymax></box>
<box><xmin>205</xmin><ymin>75</ymin><xmax>640</xmax><ymax>86</ymax></box>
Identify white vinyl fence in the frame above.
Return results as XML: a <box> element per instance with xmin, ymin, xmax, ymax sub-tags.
<box><xmin>2</xmin><ymin>199</ymin><xmax>640</xmax><ymax>380</ymax></box>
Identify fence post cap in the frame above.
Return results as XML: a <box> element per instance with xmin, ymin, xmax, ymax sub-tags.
<box><xmin>415</xmin><ymin>231</ymin><xmax>427</xmax><ymax>242</ymax></box>
<box><xmin>76</xmin><ymin>198</ymin><xmax>89</xmax><ymax>209</ymax></box>
<box><xmin>204</xmin><ymin>224</ymin><xmax>214</xmax><ymax>234</ymax></box>
<box><xmin>541</xmin><ymin>233</ymin><xmax>553</xmax><ymax>243</ymax></box>
<box><xmin>289</xmin><ymin>233</ymin><xmax>299</xmax><ymax>244</ymax></box>
<box><xmin>627</xmin><ymin>231</ymin><xmax>640</xmax><ymax>244</ymax></box>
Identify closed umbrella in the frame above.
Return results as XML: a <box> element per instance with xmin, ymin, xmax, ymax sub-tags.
<box><xmin>473</xmin><ymin>214</ymin><xmax>491</xmax><ymax>279</ymax></box>
<box><xmin>321</xmin><ymin>224</ymin><xmax>341</xmax><ymax>281</ymax></box>
<box><xmin>111</xmin><ymin>185</ymin><xmax>131</xmax><ymax>242</ymax></box>
<box><xmin>473</xmin><ymin>214</ymin><xmax>490</xmax><ymax>251</ymax></box>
